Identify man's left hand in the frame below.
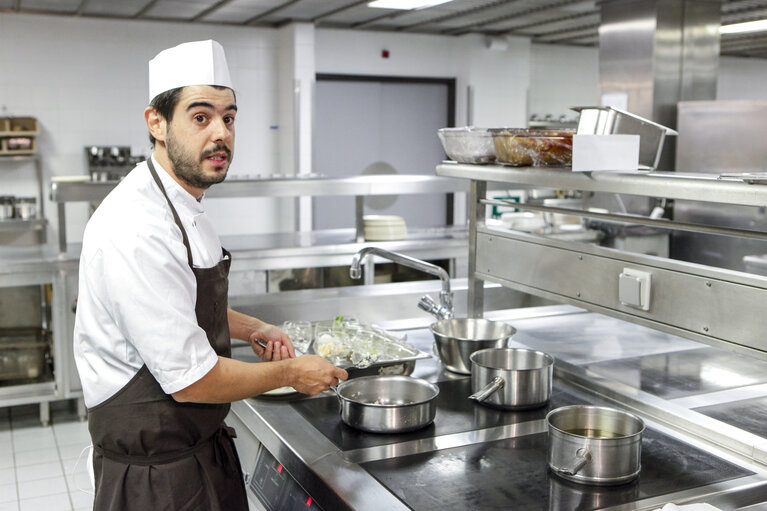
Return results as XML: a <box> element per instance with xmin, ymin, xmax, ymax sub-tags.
<box><xmin>249</xmin><ymin>323</ymin><xmax>295</xmax><ymax>361</ymax></box>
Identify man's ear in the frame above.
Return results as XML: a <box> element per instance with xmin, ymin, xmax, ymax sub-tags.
<box><xmin>145</xmin><ymin>106</ymin><xmax>167</xmax><ymax>143</ymax></box>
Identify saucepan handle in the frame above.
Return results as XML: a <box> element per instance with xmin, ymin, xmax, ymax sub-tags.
<box><xmin>468</xmin><ymin>376</ymin><xmax>505</xmax><ymax>402</ymax></box>
<box><xmin>329</xmin><ymin>385</ymin><xmax>343</xmax><ymax>414</ymax></box>
<box><xmin>557</xmin><ymin>448</ymin><xmax>592</xmax><ymax>476</ymax></box>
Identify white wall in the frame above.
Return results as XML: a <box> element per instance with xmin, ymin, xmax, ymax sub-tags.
<box><xmin>0</xmin><ymin>12</ymin><xmax>284</xmax><ymax>242</ymax></box>
<box><xmin>315</xmin><ymin>29</ymin><xmax>531</xmax><ymax>128</ymax></box>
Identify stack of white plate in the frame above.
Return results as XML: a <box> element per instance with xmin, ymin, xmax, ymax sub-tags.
<box><xmin>363</xmin><ymin>215</ymin><xmax>407</xmax><ymax>241</ymax></box>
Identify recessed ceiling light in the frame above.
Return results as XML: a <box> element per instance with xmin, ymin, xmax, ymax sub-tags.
<box><xmin>720</xmin><ymin>19</ymin><xmax>767</xmax><ymax>34</ymax></box>
<box><xmin>368</xmin><ymin>0</ymin><xmax>453</xmax><ymax>10</ymax></box>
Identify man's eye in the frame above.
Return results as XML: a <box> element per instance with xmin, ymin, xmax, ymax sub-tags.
<box><xmin>194</xmin><ymin>114</ymin><xmax>206</xmax><ymax>122</ymax></box>
<box><xmin>224</xmin><ymin>115</ymin><xmax>235</xmax><ymax>124</ymax></box>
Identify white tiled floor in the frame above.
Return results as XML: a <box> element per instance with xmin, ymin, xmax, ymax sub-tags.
<box><xmin>0</xmin><ymin>401</ymin><xmax>93</xmax><ymax>511</ymax></box>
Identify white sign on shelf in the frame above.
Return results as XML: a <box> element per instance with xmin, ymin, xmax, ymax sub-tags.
<box><xmin>572</xmin><ymin>134</ymin><xmax>640</xmax><ymax>172</ymax></box>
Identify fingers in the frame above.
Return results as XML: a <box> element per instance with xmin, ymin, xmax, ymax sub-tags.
<box><xmin>335</xmin><ymin>367</ymin><xmax>349</xmax><ymax>383</ymax></box>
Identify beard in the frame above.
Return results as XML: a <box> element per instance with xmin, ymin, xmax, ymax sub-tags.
<box><xmin>166</xmin><ymin>127</ymin><xmax>232</xmax><ymax>189</ymax></box>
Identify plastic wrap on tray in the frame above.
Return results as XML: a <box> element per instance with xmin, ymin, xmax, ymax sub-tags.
<box><xmin>437</xmin><ymin>127</ymin><xmax>496</xmax><ymax>164</ymax></box>
<box><xmin>491</xmin><ymin>128</ymin><xmax>574</xmax><ymax>166</ymax></box>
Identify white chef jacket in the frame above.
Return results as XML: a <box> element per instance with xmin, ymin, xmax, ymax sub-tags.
<box><xmin>74</xmin><ymin>157</ymin><xmax>223</xmax><ymax>408</ymax></box>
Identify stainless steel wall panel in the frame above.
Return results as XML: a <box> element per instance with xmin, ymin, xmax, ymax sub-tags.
<box><xmin>674</xmin><ymin>100</ymin><xmax>767</xmax><ymax>271</ymax></box>
<box><xmin>599</xmin><ymin>0</ymin><xmax>721</xmax><ymax>173</ymax></box>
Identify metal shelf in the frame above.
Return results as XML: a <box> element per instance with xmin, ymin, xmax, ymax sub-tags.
<box><xmin>0</xmin><ymin>219</ymin><xmax>47</xmax><ymax>233</ymax></box>
<box><xmin>50</xmin><ymin>174</ymin><xmax>469</xmax><ymax>202</ymax></box>
<box><xmin>50</xmin><ymin>174</ymin><xmax>471</xmax><ymax>253</ymax></box>
<box><xmin>444</xmin><ymin>161</ymin><xmax>767</xmax><ymax>362</ymax></box>
<box><xmin>436</xmin><ymin>162</ymin><xmax>767</xmax><ymax>207</ymax></box>
<box><xmin>0</xmin><ymin>154</ymin><xmax>39</xmax><ymax>162</ymax></box>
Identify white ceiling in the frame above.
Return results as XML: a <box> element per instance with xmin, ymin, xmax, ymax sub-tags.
<box><xmin>2</xmin><ymin>0</ymin><xmax>767</xmax><ymax>58</ymax></box>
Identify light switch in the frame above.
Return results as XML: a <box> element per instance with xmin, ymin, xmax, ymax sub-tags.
<box><xmin>618</xmin><ymin>268</ymin><xmax>651</xmax><ymax>311</ymax></box>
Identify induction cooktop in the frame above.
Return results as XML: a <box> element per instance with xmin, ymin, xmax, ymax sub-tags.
<box><xmin>292</xmin><ymin>378</ymin><xmax>753</xmax><ymax>510</ymax></box>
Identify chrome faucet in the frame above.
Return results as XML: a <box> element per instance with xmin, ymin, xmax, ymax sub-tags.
<box><xmin>350</xmin><ymin>246</ymin><xmax>454</xmax><ymax>320</ymax></box>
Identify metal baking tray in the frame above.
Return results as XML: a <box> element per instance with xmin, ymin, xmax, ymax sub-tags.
<box><xmin>231</xmin><ymin>320</ymin><xmax>430</xmax><ymax>378</ymax></box>
<box><xmin>572</xmin><ymin>106</ymin><xmax>677</xmax><ymax>170</ymax></box>
<box><xmin>309</xmin><ymin>319</ymin><xmax>430</xmax><ymax>377</ymax></box>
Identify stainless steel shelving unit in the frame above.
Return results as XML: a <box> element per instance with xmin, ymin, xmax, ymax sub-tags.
<box><xmin>436</xmin><ymin>162</ymin><xmax>767</xmax><ymax>360</ymax></box>
<box><xmin>50</xmin><ymin>174</ymin><xmax>470</xmax><ymax>253</ymax></box>
<box><xmin>0</xmin><ymin>155</ymin><xmax>47</xmax><ymax>242</ymax></box>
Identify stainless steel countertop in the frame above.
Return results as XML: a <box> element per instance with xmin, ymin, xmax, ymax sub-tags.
<box><xmin>229</xmin><ymin>305</ymin><xmax>767</xmax><ymax>510</ymax></box>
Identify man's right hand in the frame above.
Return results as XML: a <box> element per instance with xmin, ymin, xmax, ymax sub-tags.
<box><xmin>288</xmin><ymin>355</ymin><xmax>348</xmax><ymax>395</ymax></box>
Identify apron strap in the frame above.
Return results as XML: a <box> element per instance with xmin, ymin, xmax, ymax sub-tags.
<box><xmin>146</xmin><ymin>158</ymin><xmax>194</xmax><ymax>269</ymax></box>
<box><xmin>93</xmin><ymin>424</ymin><xmax>235</xmax><ymax>467</ymax></box>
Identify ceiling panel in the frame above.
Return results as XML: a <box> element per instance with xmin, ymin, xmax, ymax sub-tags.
<box><xmin>142</xmin><ymin>0</ymin><xmax>221</xmax><ymax>20</ymax></box>
<box><xmin>197</xmin><ymin>0</ymin><xmax>277</xmax><ymax>24</ymax></box>
<box><xmin>19</xmin><ymin>0</ymin><xmax>80</xmax><ymax>13</ymax></box>
<box><xmin>3</xmin><ymin>0</ymin><xmax>767</xmax><ymax>58</ymax></box>
<box><xmin>82</xmin><ymin>0</ymin><xmax>148</xmax><ymax>17</ymax></box>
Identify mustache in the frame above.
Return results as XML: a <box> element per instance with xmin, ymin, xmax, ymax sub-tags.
<box><xmin>200</xmin><ymin>144</ymin><xmax>231</xmax><ymax>161</ymax></box>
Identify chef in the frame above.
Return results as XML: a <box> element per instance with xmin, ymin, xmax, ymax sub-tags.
<box><xmin>73</xmin><ymin>40</ymin><xmax>348</xmax><ymax>510</ymax></box>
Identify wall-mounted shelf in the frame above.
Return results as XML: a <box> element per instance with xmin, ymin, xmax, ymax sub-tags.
<box><xmin>0</xmin><ymin>117</ymin><xmax>38</xmax><ymax>156</ymax></box>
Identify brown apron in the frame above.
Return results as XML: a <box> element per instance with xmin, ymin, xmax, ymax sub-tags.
<box><xmin>87</xmin><ymin>159</ymin><xmax>248</xmax><ymax>511</ymax></box>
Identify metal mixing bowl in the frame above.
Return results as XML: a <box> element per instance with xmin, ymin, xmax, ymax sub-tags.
<box><xmin>430</xmin><ymin>318</ymin><xmax>516</xmax><ymax>374</ymax></box>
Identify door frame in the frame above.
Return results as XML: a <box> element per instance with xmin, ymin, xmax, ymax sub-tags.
<box><xmin>314</xmin><ymin>73</ymin><xmax>457</xmax><ymax>224</ymax></box>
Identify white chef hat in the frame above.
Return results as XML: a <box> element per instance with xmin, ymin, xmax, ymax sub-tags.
<box><xmin>148</xmin><ymin>40</ymin><xmax>233</xmax><ymax>102</ymax></box>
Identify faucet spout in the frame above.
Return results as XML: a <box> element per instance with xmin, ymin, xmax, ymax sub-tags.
<box><xmin>350</xmin><ymin>246</ymin><xmax>453</xmax><ymax>317</ymax></box>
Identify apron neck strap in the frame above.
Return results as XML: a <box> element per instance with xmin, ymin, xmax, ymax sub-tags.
<box><xmin>146</xmin><ymin>158</ymin><xmax>194</xmax><ymax>269</ymax></box>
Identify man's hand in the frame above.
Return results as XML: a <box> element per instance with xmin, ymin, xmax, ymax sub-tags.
<box><xmin>287</xmin><ymin>355</ymin><xmax>349</xmax><ymax>395</ymax></box>
<box><xmin>249</xmin><ymin>322</ymin><xmax>295</xmax><ymax>361</ymax></box>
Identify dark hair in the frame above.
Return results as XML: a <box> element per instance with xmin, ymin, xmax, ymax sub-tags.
<box><xmin>147</xmin><ymin>86</ymin><xmax>237</xmax><ymax>146</ymax></box>
<box><xmin>148</xmin><ymin>87</ymin><xmax>183</xmax><ymax>146</ymax></box>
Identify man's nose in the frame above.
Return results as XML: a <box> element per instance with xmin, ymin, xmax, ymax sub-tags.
<box><xmin>211</xmin><ymin>117</ymin><xmax>231</xmax><ymax>142</ymax></box>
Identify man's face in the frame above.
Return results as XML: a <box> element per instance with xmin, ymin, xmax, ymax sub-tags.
<box><xmin>165</xmin><ymin>85</ymin><xmax>237</xmax><ymax>191</ymax></box>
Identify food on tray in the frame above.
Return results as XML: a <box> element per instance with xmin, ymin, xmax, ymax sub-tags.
<box><xmin>437</xmin><ymin>127</ymin><xmax>496</xmax><ymax>164</ymax></box>
<box><xmin>491</xmin><ymin>128</ymin><xmax>574</xmax><ymax>166</ymax></box>
<box><xmin>312</xmin><ymin>316</ymin><xmax>415</xmax><ymax>368</ymax></box>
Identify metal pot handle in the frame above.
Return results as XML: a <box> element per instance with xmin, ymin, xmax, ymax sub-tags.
<box><xmin>468</xmin><ymin>376</ymin><xmax>505</xmax><ymax>402</ymax></box>
<box><xmin>329</xmin><ymin>385</ymin><xmax>343</xmax><ymax>415</ymax></box>
<box><xmin>557</xmin><ymin>448</ymin><xmax>592</xmax><ymax>476</ymax></box>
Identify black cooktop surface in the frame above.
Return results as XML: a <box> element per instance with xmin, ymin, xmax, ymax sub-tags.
<box><xmin>292</xmin><ymin>378</ymin><xmax>588</xmax><ymax>452</ymax></box>
<box><xmin>360</xmin><ymin>428</ymin><xmax>752</xmax><ymax>511</ymax></box>
<box><xmin>694</xmin><ymin>395</ymin><xmax>767</xmax><ymax>438</ymax></box>
<box><xmin>292</xmin><ymin>377</ymin><xmax>753</xmax><ymax>510</ymax></box>
<box><xmin>582</xmin><ymin>348</ymin><xmax>767</xmax><ymax>399</ymax></box>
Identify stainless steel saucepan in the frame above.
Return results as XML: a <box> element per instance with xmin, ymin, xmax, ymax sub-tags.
<box><xmin>430</xmin><ymin>318</ymin><xmax>516</xmax><ymax>374</ymax></box>
<box><xmin>334</xmin><ymin>375</ymin><xmax>439</xmax><ymax>434</ymax></box>
<box><xmin>546</xmin><ymin>405</ymin><xmax>645</xmax><ymax>485</ymax></box>
<box><xmin>468</xmin><ymin>347</ymin><xmax>553</xmax><ymax>409</ymax></box>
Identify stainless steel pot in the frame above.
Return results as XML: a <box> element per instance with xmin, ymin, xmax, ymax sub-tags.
<box><xmin>335</xmin><ymin>375</ymin><xmax>439</xmax><ymax>434</ymax></box>
<box><xmin>430</xmin><ymin>318</ymin><xmax>516</xmax><ymax>374</ymax></box>
<box><xmin>468</xmin><ymin>348</ymin><xmax>553</xmax><ymax>409</ymax></box>
<box><xmin>547</xmin><ymin>405</ymin><xmax>645</xmax><ymax>485</ymax></box>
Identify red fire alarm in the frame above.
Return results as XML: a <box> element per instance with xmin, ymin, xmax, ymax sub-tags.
<box><xmin>382</xmin><ymin>49</ymin><xmax>390</xmax><ymax>59</ymax></box>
